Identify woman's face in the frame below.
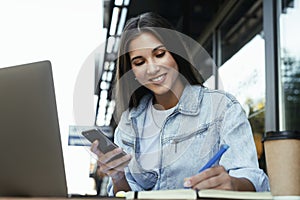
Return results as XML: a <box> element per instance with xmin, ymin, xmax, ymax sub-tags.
<box><xmin>128</xmin><ymin>32</ymin><xmax>183</xmax><ymax>96</ymax></box>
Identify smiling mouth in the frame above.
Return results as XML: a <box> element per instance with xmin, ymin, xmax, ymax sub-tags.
<box><xmin>150</xmin><ymin>74</ymin><xmax>166</xmax><ymax>82</ymax></box>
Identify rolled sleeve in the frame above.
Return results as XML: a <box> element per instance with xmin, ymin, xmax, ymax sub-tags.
<box><xmin>220</xmin><ymin>101</ymin><xmax>270</xmax><ymax>191</ymax></box>
<box><xmin>229</xmin><ymin>168</ymin><xmax>270</xmax><ymax>191</ymax></box>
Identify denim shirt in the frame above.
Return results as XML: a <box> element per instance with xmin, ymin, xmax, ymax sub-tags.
<box><xmin>107</xmin><ymin>85</ymin><xmax>270</xmax><ymax>195</ymax></box>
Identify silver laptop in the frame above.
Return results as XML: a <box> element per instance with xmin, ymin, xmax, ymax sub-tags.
<box><xmin>0</xmin><ymin>61</ymin><xmax>68</xmax><ymax>197</ymax></box>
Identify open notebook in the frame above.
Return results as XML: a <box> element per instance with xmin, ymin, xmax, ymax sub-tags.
<box><xmin>118</xmin><ymin>189</ymin><xmax>273</xmax><ymax>200</ymax></box>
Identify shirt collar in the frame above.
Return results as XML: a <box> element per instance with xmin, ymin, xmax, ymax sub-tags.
<box><xmin>177</xmin><ymin>85</ymin><xmax>203</xmax><ymax>115</ymax></box>
<box><xmin>128</xmin><ymin>85</ymin><xmax>204</xmax><ymax>119</ymax></box>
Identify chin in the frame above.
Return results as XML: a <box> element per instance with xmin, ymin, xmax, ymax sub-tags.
<box><xmin>147</xmin><ymin>82</ymin><xmax>174</xmax><ymax>95</ymax></box>
<box><xmin>152</xmin><ymin>87</ymin><xmax>172</xmax><ymax>96</ymax></box>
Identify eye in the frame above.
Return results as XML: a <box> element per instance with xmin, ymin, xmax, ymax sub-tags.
<box><xmin>156</xmin><ymin>50</ymin><xmax>166</xmax><ymax>58</ymax></box>
<box><xmin>133</xmin><ymin>60</ymin><xmax>145</xmax><ymax>66</ymax></box>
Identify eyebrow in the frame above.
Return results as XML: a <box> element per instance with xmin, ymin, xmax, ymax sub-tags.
<box><xmin>130</xmin><ymin>45</ymin><xmax>165</xmax><ymax>63</ymax></box>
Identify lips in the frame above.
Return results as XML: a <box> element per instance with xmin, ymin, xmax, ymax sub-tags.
<box><xmin>149</xmin><ymin>73</ymin><xmax>166</xmax><ymax>84</ymax></box>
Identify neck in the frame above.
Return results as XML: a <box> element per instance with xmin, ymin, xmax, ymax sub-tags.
<box><xmin>154</xmin><ymin>81</ymin><xmax>185</xmax><ymax>110</ymax></box>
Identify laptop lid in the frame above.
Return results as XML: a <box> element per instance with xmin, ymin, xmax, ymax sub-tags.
<box><xmin>0</xmin><ymin>61</ymin><xmax>68</xmax><ymax>197</ymax></box>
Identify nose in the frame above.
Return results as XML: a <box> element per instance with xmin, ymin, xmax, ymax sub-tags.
<box><xmin>146</xmin><ymin>61</ymin><xmax>160</xmax><ymax>75</ymax></box>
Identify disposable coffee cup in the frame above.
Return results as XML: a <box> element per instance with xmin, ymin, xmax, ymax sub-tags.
<box><xmin>263</xmin><ymin>131</ymin><xmax>300</xmax><ymax>197</ymax></box>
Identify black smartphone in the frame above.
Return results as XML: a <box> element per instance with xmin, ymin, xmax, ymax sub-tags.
<box><xmin>82</xmin><ymin>128</ymin><xmax>127</xmax><ymax>161</ymax></box>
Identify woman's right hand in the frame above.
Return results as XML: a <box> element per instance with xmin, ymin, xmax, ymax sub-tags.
<box><xmin>90</xmin><ymin>140</ymin><xmax>132</xmax><ymax>182</ymax></box>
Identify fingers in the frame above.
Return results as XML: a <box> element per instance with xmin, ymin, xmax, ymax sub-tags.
<box><xmin>98</xmin><ymin>147</ymin><xmax>124</xmax><ymax>163</ymax></box>
<box><xmin>184</xmin><ymin>165</ymin><xmax>233</xmax><ymax>190</ymax></box>
<box><xmin>90</xmin><ymin>140</ymin><xmax>102</xmax><ymax>156</ymax></box>
<box><xmin>99</xmin><ymin>153</ymin><xmax>131</xmax><ymax>181</ymax></box>
<box><xmin>96</xmin><ymin>147</ymin><xmax>131</xmax><ymax>179</ymax></box>
<box><xmin>184</xmin><ymin>166</ymin><xmax>221</xmax><ymax>187</ymax></box>
<box><xmin>99</xmin><ymin>153</ymin><xmax>131</xmax><ymax>174</ymax></box>
<box><xmin>105</xmin><ymin>157</ymin><xmax>131</xmax><ymax>179</ymax></box>
<box><xmin>90</xmin><ymin>140</ymin><xmax>132</xmax><ymax>180</ymax></box>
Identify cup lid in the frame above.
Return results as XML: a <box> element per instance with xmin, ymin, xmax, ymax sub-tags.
<box><xmin>263</xmin><ymin>130</ymin><xmax>300</xmax><ymax>141</ymax></box>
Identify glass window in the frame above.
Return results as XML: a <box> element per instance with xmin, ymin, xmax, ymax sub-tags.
<box><xmin>218</xmin><ymin>34</ymin><xmax>266</xmax><ymax>170</ymax></box>
<box><xmin>279</xmin><ymin>0</ymin><xmax>300</xmax><ymax>130</ymax></box>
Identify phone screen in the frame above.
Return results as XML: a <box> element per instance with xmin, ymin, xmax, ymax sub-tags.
<box><xmin>82</xmin><ymin>128</ymin><xmax>127</xmax><ymax>161</ymax></box>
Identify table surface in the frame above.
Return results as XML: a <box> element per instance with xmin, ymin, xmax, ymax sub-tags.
<box><xmin>0</xmin><ymin>198</ymin><xmax>123</xmax><ymax>200</ymax></box>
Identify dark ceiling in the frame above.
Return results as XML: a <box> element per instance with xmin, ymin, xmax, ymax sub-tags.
<box><xmin>126</xmin><ymin>0</ymin><xmax>226</xmax><ymax>41</ymax></box>
<box><xmin>116</xmin><ymin>0</ymin><xmax>263</xmax><ymax>63</ymax></box>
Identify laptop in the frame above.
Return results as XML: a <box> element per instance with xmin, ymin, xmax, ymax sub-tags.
<box><xmin>0</xmin><ymin>61</ymin><xmax>68</xmax><ymax>197</ymax></box>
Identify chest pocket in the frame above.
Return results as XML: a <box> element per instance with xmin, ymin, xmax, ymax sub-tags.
<box><xmin>163</xmin><ymin>123</ymin><xmax>220</xmax><ymax>161</ymax></box>
<box><xmin>121</xmin><ymin>139</ymin><xmax>134</xmax><ymax>148</ymax></box>
<box><xmin>116</xmin><ymin>126</ymin><xmax>135</xmax><ymax>154</ymax></box>
<box><xmin>169</xmin><ymin>125</ymin><xmax>208</xmax><ymax>146</ymax></box>
<box><xmin>168</xmin><ymin>126</ymin><xmax>208</xmax><ymax>153</ymax></box>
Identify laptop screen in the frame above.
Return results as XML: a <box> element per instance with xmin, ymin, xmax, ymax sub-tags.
<box><xmin>0</xmin><ymin>61</ymin><xmax>68</xmax><ymax>197</ymax></box>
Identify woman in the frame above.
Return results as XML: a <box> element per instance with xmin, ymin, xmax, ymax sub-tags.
<box><xmin>91</xmin><ymin>12</ymin><xmax>269</xmax><ymax>196</ymax></box>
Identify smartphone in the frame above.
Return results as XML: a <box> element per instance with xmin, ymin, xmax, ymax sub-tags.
<box><xmin>82</xmin><ymin>128</ymin><xmax>127</xmax><ymax>161</ymax></box>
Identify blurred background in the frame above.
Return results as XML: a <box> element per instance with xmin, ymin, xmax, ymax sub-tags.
<box><xmin>0</xmin><ymin>0</ymin><xmax>299</xmax><ymax>196</ymax></box>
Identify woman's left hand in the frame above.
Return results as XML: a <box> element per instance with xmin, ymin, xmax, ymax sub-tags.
<box><xmin>184</xmin><ymin>166</ymin><xmax>236</xmax><ymax>190</ymax></box>
<box><xmin>183</xmin><ymin>165</ymin><xmax>255</xmax><ymax>191</ymax></box>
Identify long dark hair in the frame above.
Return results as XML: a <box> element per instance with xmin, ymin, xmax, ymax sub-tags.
<box><xmin>113</xmin><ymin>12</ymin><xmax>203</xmax><ymax>121</ymax></box>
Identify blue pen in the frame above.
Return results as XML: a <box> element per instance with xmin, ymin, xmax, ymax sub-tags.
<box><xmin>183</xmin><ymin>144</ymin><xmax>229</xmax><ymax>188</ymax></box>
<box><xmin>198</xmin><ymin>144</ymin><xmax>229</xmax><ymax>173</ymax></box>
